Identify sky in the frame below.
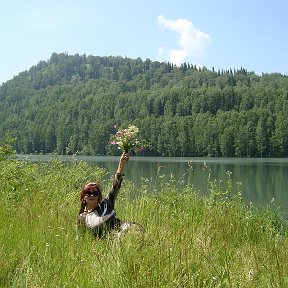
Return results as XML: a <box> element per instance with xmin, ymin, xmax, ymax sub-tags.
<box><xmin>1</xmin><ymin>0</ymin><xmax>288</xmax><ymax>84</ymax></box>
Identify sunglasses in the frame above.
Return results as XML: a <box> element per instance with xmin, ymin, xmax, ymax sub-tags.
<box><xmin>85</xmin><ymin>190</ymin><xmax>100</xmax><ymax>197</ymax></box>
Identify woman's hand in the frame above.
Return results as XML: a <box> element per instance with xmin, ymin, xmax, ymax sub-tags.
<box><xmin>117</xmin><ymin>152</ymin><xmax>129</xmax><ymax>174</ymax></box>
<box><xmin>120</xmin><ymin>152</ymin><xmax>129</xmax><ymax>164</ymax></box>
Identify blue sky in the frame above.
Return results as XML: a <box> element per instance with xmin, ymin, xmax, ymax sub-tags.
<box><xmin>1</xmin><ymin>0</ymin><xmax>288</xmax><ymax>84</ymax></box>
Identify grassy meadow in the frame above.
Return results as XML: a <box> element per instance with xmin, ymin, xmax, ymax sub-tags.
<box><xmin>1</xmin><ymin>154</ymin><xmax>288</xmax><ymax>287</ymax></box>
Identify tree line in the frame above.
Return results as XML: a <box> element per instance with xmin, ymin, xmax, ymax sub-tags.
<box><xmin>0</xmin><ymin>52</ymin><xmax>288</xmax><ymax>157</ymax></box>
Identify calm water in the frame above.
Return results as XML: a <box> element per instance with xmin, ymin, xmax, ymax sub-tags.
<box><xmin>18</xmin><ymin>155</ymin><xmax>288</xmax><ymax>215</ymax></box>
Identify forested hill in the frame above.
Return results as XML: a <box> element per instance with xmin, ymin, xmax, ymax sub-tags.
<box><xmin>0</xmin><ymin>52</ymin><xmax>288</xmax><ymax>157</ymax></box>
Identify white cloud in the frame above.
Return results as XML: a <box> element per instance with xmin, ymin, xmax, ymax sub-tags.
<box><xmin>158</xmin><ymin>47</ymin><xmax>165</xmax><ymax>56</ymax></box>
<box><xmin>157</xmin><ymin>15</ymin><xmax>211</xmax><ymax>66</ymax></box>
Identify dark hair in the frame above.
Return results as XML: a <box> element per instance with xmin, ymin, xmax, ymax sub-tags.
<box><xmin>79</xmin><ymin>182</ymin><xmax>103</xmax><ymax>214</ymax></box>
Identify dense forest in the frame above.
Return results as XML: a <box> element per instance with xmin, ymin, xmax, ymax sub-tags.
<box><xmin>0</xmin><ymin>52</ymin><xmax>288</xmax><ymax>157</ymax></box>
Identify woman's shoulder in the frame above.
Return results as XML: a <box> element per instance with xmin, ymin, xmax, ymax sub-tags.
<box><xmin>78</xmin><ymin>212</ymin><xmax>87</xmax><ymax>219</ymax></box>
<box><xmin>100</xmin><ymin>197</ymin><xmax>112</xmax><ymax>207</ymax></box>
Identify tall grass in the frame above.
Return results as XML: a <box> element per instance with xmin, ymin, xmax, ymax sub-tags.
<box><xmin>0</xmin><ymin>157</ymin><xmax>287</xmax><ymax>287</ymax></box>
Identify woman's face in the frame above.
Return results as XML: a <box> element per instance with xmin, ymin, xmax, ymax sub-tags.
<box><xmin>84</xmin><ymin>185</ymin><xmax>101</xmax><ymax>207</ymax></box>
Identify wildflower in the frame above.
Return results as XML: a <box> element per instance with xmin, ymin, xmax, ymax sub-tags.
<box><xmin>247</xmin><ymin>269</ymin><xmax>254</xmax><ymax>280</ymax></box>
<box><xmin>110</xmin><ymin>125</ymin><xmax>148</xmax><ymax>153</ymax></box>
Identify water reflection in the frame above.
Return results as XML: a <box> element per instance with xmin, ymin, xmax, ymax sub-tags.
<box><xmin>80</xmin><ymin>156</ymin><xmax>288</xmax><ymax>215</ymax></box>
<box><xmin>17</xmin><ymin>155</ymin><xmax>288</xmax><ymax>215</ymax></box>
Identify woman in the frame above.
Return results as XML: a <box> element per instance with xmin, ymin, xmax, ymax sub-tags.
<box><xmin>77</xmin><ymin>152</ymin><xmax>141</xmax><ymax>238</ymax></box>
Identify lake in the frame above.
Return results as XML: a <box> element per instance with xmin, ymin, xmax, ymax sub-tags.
<box><xmin>17</xmin><ymin>155</ymin><xmax>288</xmax><ymax>216</ymax></box>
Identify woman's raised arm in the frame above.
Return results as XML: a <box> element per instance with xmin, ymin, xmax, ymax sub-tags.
<box><xmin>116</xmin><ymin>152</ymin><xmax>129</xmax><ymax>174</ymax></box>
